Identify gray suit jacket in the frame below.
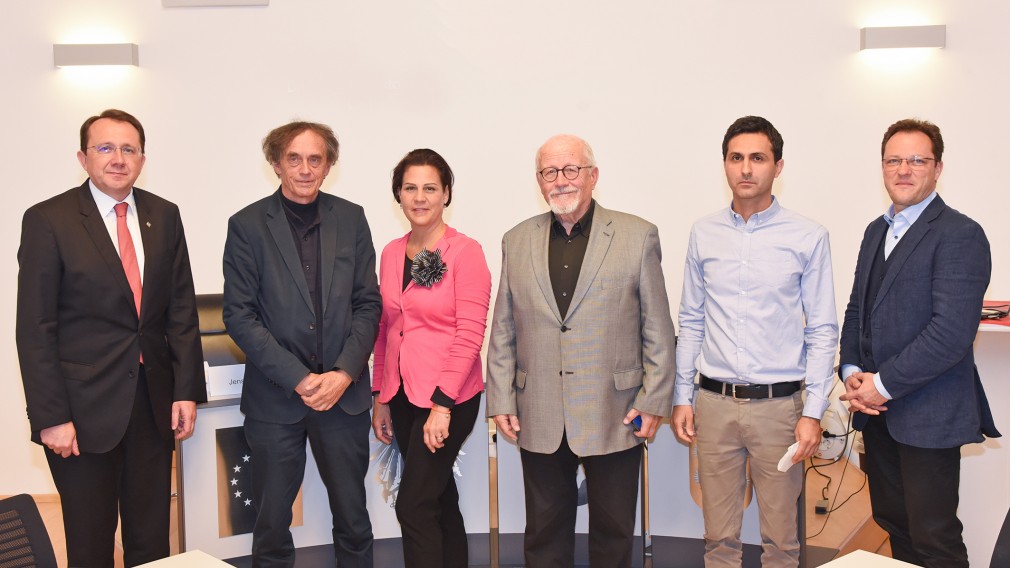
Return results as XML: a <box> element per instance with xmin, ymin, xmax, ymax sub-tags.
<box><xmin>222</xmin><ymin>190</ymin><xmax>381</xmax><ymax>423</ymax></box>
<box><xmin>486</xmin><ymin>203</ymin><xmax>676</xmax><ymax>456</ymax></box>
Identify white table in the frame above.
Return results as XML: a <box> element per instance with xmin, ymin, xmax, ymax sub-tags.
<box><xmin>137</xmin><ymin>550</ymin><xmax>233</xmax><ymax>567</ymax></box>
<box><xmin>820</xmin><ymin>549</ymin><xmax>916</xmax><ymax>567</ymax></box>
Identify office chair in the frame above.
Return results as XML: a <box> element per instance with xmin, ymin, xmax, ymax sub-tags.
<box><xmin>0</xmin><ymin>494</ymin><xmax>58</xmax><ymax>568</ymax></box>
<box><xmin>992</xmin><ymin>506</ymin><xmax>1010</xmax><ymax>568</ymax></box>
<box><xmin>195</xmin><ymin>294</ymin><xmax>245</xmax><ymax>366</ymax></box>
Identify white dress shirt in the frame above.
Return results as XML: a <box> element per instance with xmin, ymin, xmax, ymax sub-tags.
<box><xmin>89</xmin><ymin>181</ymin><xmax>145</xmax><ymax>282</ymax></box>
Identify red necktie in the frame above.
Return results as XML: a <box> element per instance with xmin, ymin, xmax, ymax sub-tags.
<box><xmin>114</xmin><ymin>202</ymin><xmax>143</xmax><ymax>316</ymax></box>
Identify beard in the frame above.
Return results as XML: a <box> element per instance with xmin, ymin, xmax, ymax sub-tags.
<box><xmin>547</xmin><ymin>186</ymin><xmax>582</xmax><ymax>216</ymax></box>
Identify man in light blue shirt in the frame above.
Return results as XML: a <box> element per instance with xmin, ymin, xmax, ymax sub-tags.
<box><xmin>671</xmin><ymin>116</ymin><xmax>839</xmax><ymax>568</ymax></box>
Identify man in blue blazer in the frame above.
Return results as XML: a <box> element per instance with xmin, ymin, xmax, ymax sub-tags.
<box><xmin>840</xmin><ymin>118</ymin><xmax>999</xmax><ymax>567</ymax></box>
<box><xmin>223</xmin><ymin>121</ymin><xmax>381</xmax><ymax>567</ymax></box>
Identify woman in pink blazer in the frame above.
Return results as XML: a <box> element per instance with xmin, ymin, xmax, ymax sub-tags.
<box><xmin>371</xmin><ymin>149</ymin><xmax>491</xmax><ymax>568</ymax></box>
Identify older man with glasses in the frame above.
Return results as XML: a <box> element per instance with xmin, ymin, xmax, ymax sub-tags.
<box><xmin>487</xmin><ymin>133</ymin><xmax>676</xmax><ymax>568</ymax></box>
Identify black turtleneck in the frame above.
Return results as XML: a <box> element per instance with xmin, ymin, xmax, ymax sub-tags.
<box><xmin>280</xmin><ymin>192</ymin><xmax>325</xmax><ymax>373</ymax></box>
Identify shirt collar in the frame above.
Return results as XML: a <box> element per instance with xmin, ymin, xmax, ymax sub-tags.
<box><xmin>551</xmin><ymin>199</ymin><xmax>595</xmax><ymax>239</ymax></box>
<box><xmin>728</xmin><ymin>195</ymin><xmax>780</xmax><ymax>227</ymax></box>
<box><xmin>280</xmin><ymin>191</ymin><xmax>321</xmax><ymax>228</ymax></box>
<box><xmin>89</xmin><ymin>180</ymin><xmax>137</xmax><ymax>217</ymax></box>
<box><xmin>883</xmin><ymin>191</ymin><xmax>937</xmax><ymax>228</ymax></box>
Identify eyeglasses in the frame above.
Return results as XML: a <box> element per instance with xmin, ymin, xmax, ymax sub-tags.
<box><xmin>285</xmin><ymin>154</ymin><xmax>325</xmax><ymax>168</ymax></box>
<box><xmin>538</xmin><ymin>165</ymin><xmax>592</xmax><ymax>182</ymax></box>
<box><xmin>87</xmin><ymin>144</ymin><xmax>142</xmax><ymax>158</ymax></box>
<box><xmin>882</xmin><ymin>156</ymin><xmax>935</xmax><ymax>171</ymax></box>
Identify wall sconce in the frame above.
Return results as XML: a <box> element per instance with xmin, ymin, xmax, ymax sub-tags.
<box><xmin>163</xmin><ymin>0</ymin><xmax>268</xmax><ymax>6</ymax></box>
<box><xmin>860</xmin><ymin>25</ymin><xmax>946</xmax><ymax>50</ymax></box>
<box><xmin>53</xmin><ymin>43</ymin><xmax>139</xmax><ymax>67</ymax></box>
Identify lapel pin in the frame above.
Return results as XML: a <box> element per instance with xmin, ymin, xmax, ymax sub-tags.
<box><xmin>146</xmin><ymin>221</ymin><xmax>151</xmax><ymax>228</ymax></box>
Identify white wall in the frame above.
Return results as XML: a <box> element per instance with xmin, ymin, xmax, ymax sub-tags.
<box><xmin>2</xmin><ymin>0</ymin><xmax>1008</xmax><ymax>533</ymax></box>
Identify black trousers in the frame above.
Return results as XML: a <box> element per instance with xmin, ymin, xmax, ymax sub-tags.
<box><xmin>46</xmin><ymin>366</ymin><xmax>173</xmax><ymax>568</ymax></box>
<box><xmin>519</xmin><ymin>435</ymin><xmax>642</xmax><ymax>568</ymax></box>
<box><xmin>863</xmin><ymin>414</ymin><xmax>967</xmax><ymax>567</ymax></box>
<box><xmin>388</xmin><ymin>387</ymin><xmax>481</xmax><ymax>568</ymax></box>
<box><xmin>244</xmin><ymin>407</ymin><xmax>373</xmax><ymax>568</ymax></box>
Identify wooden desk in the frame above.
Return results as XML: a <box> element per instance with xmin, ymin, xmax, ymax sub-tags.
<box><xmin>804</xmin><ymin>457</ymin><xmax>888</xmax><ymax>557</ymax></box>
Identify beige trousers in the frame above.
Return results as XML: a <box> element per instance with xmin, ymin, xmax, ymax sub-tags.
<box><xmin>695</xmin><ymin>388</ymin><xmax>804</xmax><ymax>568</ymax></box>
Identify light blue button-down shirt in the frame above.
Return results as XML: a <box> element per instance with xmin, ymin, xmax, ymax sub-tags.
<box><xmin>675</xmin><ymin>198</ymin><xmax>839</xmax><ymax>419</ymax></box>
<box><xmin>840</xmin><ymin>191</ymin><xmax>938</xmax><ymax>400</ymax></box>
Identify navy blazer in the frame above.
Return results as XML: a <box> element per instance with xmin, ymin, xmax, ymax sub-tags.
<box><xmin>16</xmin><ymin>181</ymin><xmax>206</xmax><ymax>453</ymax></box>
<box><xmin>222</xmin><ymin>190</ymin><xmax>381</xmax><ymax>424</ymax></box>
<box><xmin>839</xmin><ymin>195</ymin><xmax>999</xmax><ymax>448</ymax></box>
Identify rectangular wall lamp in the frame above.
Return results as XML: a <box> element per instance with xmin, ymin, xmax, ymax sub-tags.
<box><xmin>860</xmin><ymin>25</ymin><xmax>946</xmax><ymax>50</ymax></box>
<box><xmin>53</xmin><ymin>43</ymin><xmax>139</xmax><ymax>67</ymax></box>
<box><xmin>163</xmin><ymin>0</ymin><xmax>268</xmax><ymax>6</ymax></box>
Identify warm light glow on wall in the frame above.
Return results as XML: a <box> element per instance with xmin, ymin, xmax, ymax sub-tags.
<box><xmin>55</xmin><ymin>66</ymin><xmax>134</xmax><ymax>89</ymax></box>
<box><xmin>857</xmin><ymin>47</ymin><xmax>935</xmax><ymax>72</ymax></box>
<box><xmin>163</xmin><ymin>0</ymin><xmax>268</xmax><ymax>5</ymax></box>
<box><xmin>57</xmin><ymin>27</ymin><xmax>130</xmax><ymax>45</ymax></box>
<box><xmin>859</xmin><ymin>8</ymin><xmax>935</xmax><ymax>29</ymax></box>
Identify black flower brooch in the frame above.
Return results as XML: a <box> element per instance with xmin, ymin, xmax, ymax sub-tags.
<box><xmin>411</xmin><ymin>248</ymin><xmax>447</xmax><ymax>288</ymax></box>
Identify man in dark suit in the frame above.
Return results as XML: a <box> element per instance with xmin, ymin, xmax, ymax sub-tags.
<box><xmin>223</xmin><ymin>121</ymin><xmax>381</xmax><ymax>568</ymax></box>
<box><xmin>16</xmin><ymin>109</ymin><xmax>206</xmax><ymax>568</ymax></box>
<box><xmin>840</xmin><ymin>118</ymin><xmax>1000</xmax><ymax>567</ymax></box>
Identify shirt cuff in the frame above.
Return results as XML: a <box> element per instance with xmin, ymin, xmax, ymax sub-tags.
<box><xmin>430</xmin><ymin>387</ymin><xmax>456</xmax><ymax>409</ymax></box>
<box><xmin>674</xmin><ymin>376</ymin><xmax>697</xmax><ymax>406</ymax></box>
<box><xmin>840</xmin><ymin>364</ymin><xmax>862</xmax><ymax>380</ymax></box>
<box><xmin>801</xmin><ymin>392</ymin><xmax>830</xmax><ymax>420</ymax></box>
<box><xmin>872</xmin><ymin>373</ymin><xmax>893</xmax><ymax>400</ymax></box>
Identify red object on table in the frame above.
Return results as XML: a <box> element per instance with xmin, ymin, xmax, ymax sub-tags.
<box><xmin>981</xmin><ymin>300</ymin><xmax>1010</xmax><ymax>327</ymax></box>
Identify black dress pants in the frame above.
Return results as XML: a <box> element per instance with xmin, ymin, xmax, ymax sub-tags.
<box><xmin>863</xmin><ymin>414</ymin><xmax>967</xmax><ymax>567</ymax></box>
<box><xmin>244</xmin><ymin>407</ymin><xmax>373</xmax><ymax>568</ymax></box>
<box><xmin>519</xmin><ymin>434</ymin><xmax>642</xmax><ymax>568</ymax></box>
<box><xmin>46</xmin><ymin>367</ymin><xmax>173</xmax><ymax>568</ymax></box>
<box><xmin>388</xmin><ymin>387</ymin><xmax>481</xmax><ymax>568</ymax></box>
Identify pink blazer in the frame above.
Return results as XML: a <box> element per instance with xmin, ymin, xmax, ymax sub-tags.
<box><xmin>373</xmin><ymin>226</ymin><xmax>491</xmax><ymax>408</ymax></box>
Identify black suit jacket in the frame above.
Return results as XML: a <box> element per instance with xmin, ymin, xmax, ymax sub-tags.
<box><xmin>222</xmin><ymin>190</ymin><xmax>381</xmax><ymax>423</ymax></box>
<box><xmin>839</xmin><ymin>195</ymin><xmax>999</xmax><ymax>448</ymax></box>
<box><xmin>16</xmin><ymin>181</ymin><xmax>206</xmax><ymax>453</ymax></box>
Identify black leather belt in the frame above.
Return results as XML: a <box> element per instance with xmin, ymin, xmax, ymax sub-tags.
<box><xmin>700</xmin><ymin>375</ymin><xmax>802</xmax><ymax>400</ymax></box>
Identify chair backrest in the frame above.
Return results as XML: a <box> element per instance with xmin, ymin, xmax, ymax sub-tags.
<box><xmin>993</xmin><ymin>506</ymin><xmax>1010</xmax><ymax>568</ymax></box>
<box><xmin>196</xmin><ymin>293</ymin><xmax>245</xmax><ymax>366</ymax></box>
<box><xmin>0</xmin><ymin>494</ymin><xmax>58</xmax><ymax>568</ymax></box>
